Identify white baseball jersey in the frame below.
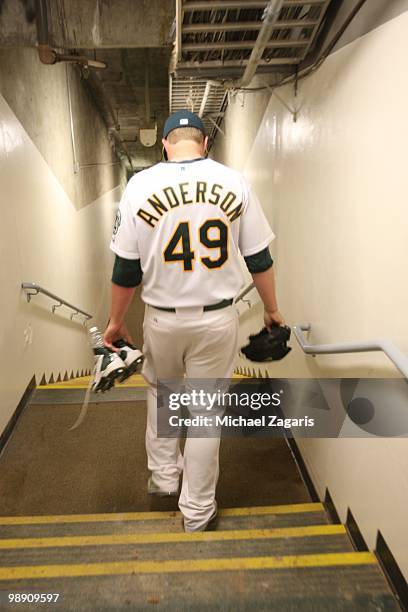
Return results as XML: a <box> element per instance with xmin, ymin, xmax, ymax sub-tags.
<box><xmin>110</xmin><ymin>158</ymin><xmax>274</xmax><ymax>307</ymax></box>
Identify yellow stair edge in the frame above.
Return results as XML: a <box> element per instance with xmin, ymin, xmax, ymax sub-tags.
<box><xmin>37</xmin><ymin>374</ymin><xmax>147</xmax><ymax>390</ymax></box>
<box><xmin>0</xmin><ymin>503</ymin><xmax>324</xmax><ymax>525</ymax></box>
<box><xmin>0</xmin><ymin>524</ymin><xmax>346</xmax><ymax>550</ymax></box>
<box><xmin>0</xmin><ymin>552</ymin><xmax>377</xmax><ymax>581</ymax></box>
<box><xmin>37</xmin><ymin>373</ymin><xmax>246</xmax><ymax>390</ymax></box>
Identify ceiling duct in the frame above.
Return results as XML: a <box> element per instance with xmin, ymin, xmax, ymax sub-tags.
<box><xmin>170</xmin><ymin>0</ymin><xmax>333</xmax><ymax>147</ymax></box>
<box><xmin>169</xmin><ymin>76</ymin><xmax>227</xmax><ymax>145</ymax></box>
<box><xmin>172</xmin><ymin>0</ymin><xmax>332</xmax><ymax>79</ymax></box>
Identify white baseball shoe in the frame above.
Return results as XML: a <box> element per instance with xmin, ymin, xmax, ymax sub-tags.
<box><xmin>183</xmin><ymin>506</ymin><xmax>218</xmax><ymax>532</ymax></box>
<box><xmin>147</xmin><ymin>476</ymin><xmax>179</xmax><ymax>497</ymax></box>
<box><xmin>113</xmin><ymin>339</ymin><xmax>144</xmax><ymax>382</ymax></box>
<box><xmin>91</xmin><ymin>348</ymin><xmax>126</xmax><ymax>393</ymax></box>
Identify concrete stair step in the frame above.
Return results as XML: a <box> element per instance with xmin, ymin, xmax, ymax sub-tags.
<box><xmin>0</xmin><ymin>503</ymin><xmax>328</xmax><ymax>538</ymax></box>
<box><xmin>0</xmin><ymin>552</ymin><xmax>398</xmax><ymax>611</ymax></box>
<box><xmin>0</xmin><ymin>504</ymin><xmax>399</xmax><ymax>610</ymax></box>
<box><xmin>0</xmin><ymin>524</ymin><xmax>353</xmax><ymax>566</ymax></box>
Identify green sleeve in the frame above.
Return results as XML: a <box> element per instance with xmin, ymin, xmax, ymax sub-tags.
<box><xmin>112</xmin><ymin>255</ymin><xmax>143</xmax><ymax>287</ymax></box>
<box><xmin>244</xmin><ymin>247</ymin><xmax>273</xmax><ymax>274</ymax></box>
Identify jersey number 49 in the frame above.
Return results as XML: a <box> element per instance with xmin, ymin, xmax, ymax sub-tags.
<box><xmin>163</xmin><ymin>220</ymin><xmax>228</xmax><ymax>272</ymax></box>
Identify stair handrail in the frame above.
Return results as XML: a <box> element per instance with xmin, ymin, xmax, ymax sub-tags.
<box><xmin>235</xmin><ymin>285</ymin><xmax>408</xmax><ymax>379</ymax></box>
<box><xmin>21</xmin><ymin>282</ymin><xmax>93</xmax><ymax>322</ymax></box>
<box><xmin>235</xmin><ymin>281</ymin><xmax>255</xmax><ymax>304</ymax></box>
<box><xmin>293</xmin><ymin>324</ymin><xmax>408</xmax><ymax>380</ymax></box>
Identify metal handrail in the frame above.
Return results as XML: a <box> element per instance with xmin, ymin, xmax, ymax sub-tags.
<box><xmin>294</xmin><ymin>324</ymin><xmax>408</xmax><ymax>380</ymax></box>
<box><xmin>21</xmin><ymin>283</ymin><xmax>92</xmax><ymax>322</ymax></box>
<box><xmin>235</xmin><ymin>282</ymin><xmax>255</xmax><ymax>303</ymax></box>
<box><xmin>235</xmin><ymin>283</ymin><xmax>408</xmax><ymax>379</ymax></box>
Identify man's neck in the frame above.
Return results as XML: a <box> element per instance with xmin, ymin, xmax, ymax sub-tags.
<box><xmin>168</xmin><ymin>144</ymin><xmax>204</xmax><ymax>162</ymax></box>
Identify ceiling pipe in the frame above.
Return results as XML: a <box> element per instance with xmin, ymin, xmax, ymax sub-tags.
<box><xmin>198</xmin><ymin>82</ymin><xmax>211</xmax><ymax>118</ymax></box>
<box><xmin>236</xmin><ymin>0</ymin><xmax>284</xmax><ymax>88</ymax></box>
<box><xmin>144</xmin><ymin>49</ymin><xmax>151</xmax><ymax>124</ymax></box>
<box><xmin>109</xmin><ymin>129</ymin><xmax>135</xmax><ymax>171</ymax></box>
<box><xmin>35</xmin><ymin>0</ymin><xmax>106</xmax><ymax>69</ymax></box>
<box><xmin>299</xmin><ymin>0</ymin><xmax>343</xmax><ymax>69</ymax></box>
<box><xmin>85</xmin><ymin>71</ymin><xmax>134</xmax><ymax>171</ymax></box>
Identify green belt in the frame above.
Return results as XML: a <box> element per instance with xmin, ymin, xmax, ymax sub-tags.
<box><xmin>152</xmin><ymin>298</ymin><xmax>234</xmax><ymax>313</ymax></box>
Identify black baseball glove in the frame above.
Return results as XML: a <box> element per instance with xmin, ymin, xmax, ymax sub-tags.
<box><xmin>241</xmin><ymin>324</ymin><xmax>292</xmax><ymax>362</ymax></box>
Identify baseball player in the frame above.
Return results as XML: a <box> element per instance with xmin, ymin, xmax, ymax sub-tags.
<box><xmin>103</xmin><ymin>110</ymin><xmax>285</xmax><ymax>532</ymax></box>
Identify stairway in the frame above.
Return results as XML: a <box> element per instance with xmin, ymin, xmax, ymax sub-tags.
<box><xmin>0</xmin><ymin>503</ymin><xmax>399</xmax><ymax>611</ymax></box>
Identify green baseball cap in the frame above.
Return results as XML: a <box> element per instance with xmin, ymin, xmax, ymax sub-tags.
<box><xmin>163</xmin><ymin>109</ymin><xmax>206</xmax><ymax>139</ymax></box>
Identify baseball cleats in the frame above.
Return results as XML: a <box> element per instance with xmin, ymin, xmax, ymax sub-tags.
<box><xmin>113</xmin><ymin>338</ymin><xmax>144</xmax><ymax>382</ymax></box>
<box><xmin>91</xmin><ymin>348</ymin><xmax>126</xmax><ymax>393</ymax></box>
<box><xmin>147</xmin><ymin>476</ymin><xmax>179</xmax><ymax>497</ymax></box>
<box><xmin>183</xmin><ymin>508</ymin><xmax>218</xmax><ymax>533</ymax></box>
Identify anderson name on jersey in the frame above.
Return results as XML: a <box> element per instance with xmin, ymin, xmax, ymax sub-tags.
<box><xmin>110</xmin><ymin>158</ymin><xmax>274</xmax><ymax>308</ymax></box>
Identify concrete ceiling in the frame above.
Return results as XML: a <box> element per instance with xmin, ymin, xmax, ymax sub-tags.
<box><xmin>86</xmin><ymin>47</ymin><xmax>171</xmax><ymax>169</ymax></box>
<box><xmin>0</xmin><ymin>0</ymin><xmax>342</xmax><ymax>172</ymax></box>
<box><xmin>0</xmin><ymin>0</ymin><xmax>175</xmax><ymax>48</ymax></box>
<box><xmin>0</xmin><ymin>0</ymin><xmax>175</xmax><ymax>171</ymax></box>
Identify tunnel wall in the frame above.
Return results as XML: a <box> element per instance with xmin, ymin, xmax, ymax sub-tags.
<box><xmin>213</xmin><ymin>10</ymin><xmax>408</xmax><ymax>578</ymax></box>
<box><xmin>0</xmin><ymin>49</ymin><xmax>126</xmax><ymax>436</ymax></box>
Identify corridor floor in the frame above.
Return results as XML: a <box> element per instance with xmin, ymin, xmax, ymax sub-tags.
<box><xmin>0</xmin><ymin>376</ymin><xmax>309</xmax><ymax>516</ymax></box>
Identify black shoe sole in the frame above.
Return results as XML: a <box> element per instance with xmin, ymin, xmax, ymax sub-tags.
<box><xmin>149</xmin><ymin>491</ymin><xmax>179</xmax><ymax>498</ymax></box>
<box><xmin>205</xmin><ymin>512</ymin><xmax>218</xmax><ymax>531</ymax></box>
<box><xmin>118</xmin><ymin>357</ymin><xmax>144</xmax><ymax>383</ymax></box>
<box><xmin>92</xmin><ymin>367</ymin><xmax>126</xmax><ymax>393</ymax></box>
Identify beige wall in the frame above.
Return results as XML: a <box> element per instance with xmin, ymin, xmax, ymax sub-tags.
<box><xmin>213</xmin><ymin>12</ymin><xmax>408</xmax><ymax>577</ymax></box>
<box><xmin>0</xmin><ymin>49</ymin><xmax>126</xmax><ymax>435</ymax></box>
<box><xmin>0</xmin><ymin>48</ymin><xmax>123</xmax><ymax>210</ymax></box>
